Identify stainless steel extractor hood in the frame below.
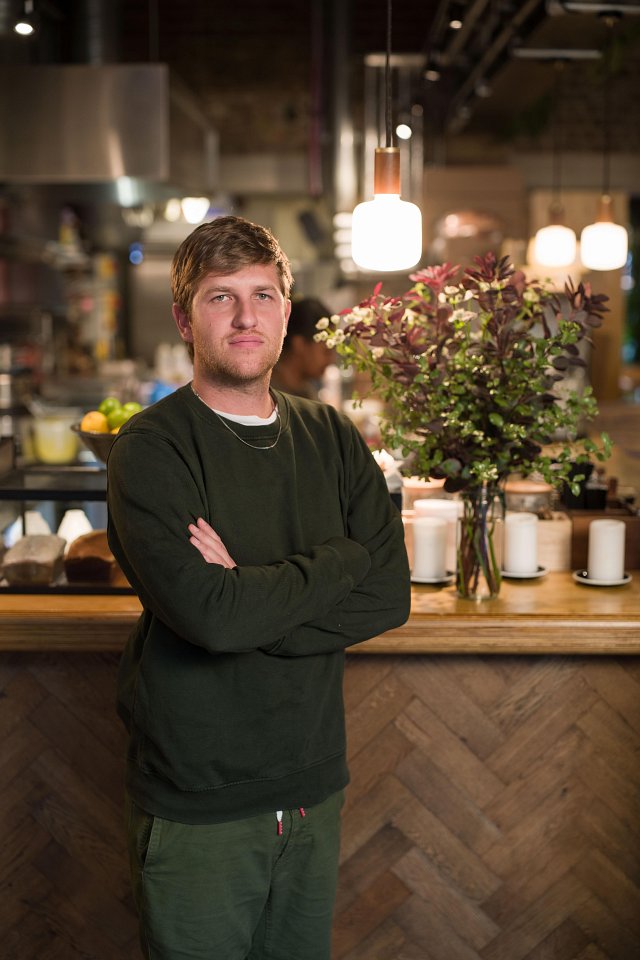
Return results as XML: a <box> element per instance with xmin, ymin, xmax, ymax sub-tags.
<box><xmin>0</xmin><ymin>63</ymin><xmax>218</xmax><ymax>192</ymax></box>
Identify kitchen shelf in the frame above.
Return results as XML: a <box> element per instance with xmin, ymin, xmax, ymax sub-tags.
<box><xmin>0</xmin><ymin>463</ymin><xmax>106</xmax><ymax>501</ymax></box>
<box><xmin>0</xmin><ymin>462</ymin><xmax>129</xmax><ymax>594</ymax></box>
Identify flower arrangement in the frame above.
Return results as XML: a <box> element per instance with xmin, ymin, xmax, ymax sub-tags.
<box><xmin>317</xmin><ymin>253</ymin><xmax>610</xmax><ymax>493</ymax></box>
<box><xmin>316</xmin><ymin>253</ymin><xmax>611</xmax><ymax>598</ymax></box>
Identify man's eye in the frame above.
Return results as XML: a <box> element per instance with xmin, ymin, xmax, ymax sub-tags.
<box><xmin>255</xmin><ymin>292</ymin><xmax>272</xmax><ymax>301</ymax></box>
<box><xmin>211</xmin><ymin>294</ymin><xmax>229</xmax><ymax>302</ymax></box>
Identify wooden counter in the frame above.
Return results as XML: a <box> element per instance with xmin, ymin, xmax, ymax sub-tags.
<box><xmin>1</xmin><ymin>570</ymin><xmax>638</xmax><ymax>653</ymax></box>
<box><xmin>2</xmin><ymin>573</ymin><xmax>639</xmax><ymax>957</ymax></box>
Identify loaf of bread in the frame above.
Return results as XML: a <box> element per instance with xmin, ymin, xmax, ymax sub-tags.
<box><xmin>3</xmin><ymin>534</ymin><xmax>66</xmax><ymax>586</ymax></box>
<box><xmin>64</xmin><ymin>530</ymin><xmax>122</xmax><ymax>584</ymax></box>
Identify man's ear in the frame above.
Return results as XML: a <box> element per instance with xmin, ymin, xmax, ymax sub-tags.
<box><xmin>173</xmin><ymin>303</ymin><xmax>193</xmax><ymax>347</ymax></box>
<box><xmin>283</xmin><ymin>299</ymin><xmax>292</xmax><ymax>334</ymax></box>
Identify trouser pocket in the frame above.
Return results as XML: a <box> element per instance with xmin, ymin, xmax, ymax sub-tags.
<box><xmin>125</xmin><ymin>795</ymin><xmax>161</xmax><ymax>883</ymax></box>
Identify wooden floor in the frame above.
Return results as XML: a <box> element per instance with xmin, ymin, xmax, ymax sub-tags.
<box><xmin>1</xmin><ymin>652</ymin><xmax>640</xmax><ymax>959</ymax></box>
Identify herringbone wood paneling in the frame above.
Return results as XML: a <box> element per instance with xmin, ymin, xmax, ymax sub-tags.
<box><xmin>1</xmin><ymin>652</ymin><xmax>639</xmax><ymax>959</ymax></box>
<box><xmin>333</xmin><ymin>655</ymin><xmax>640</xmax><ymax>960</ymax></box>
<box><xmin>0</xmin><ymin>653</ymin><xmax>140</xmax><ymax>960</ymax></box>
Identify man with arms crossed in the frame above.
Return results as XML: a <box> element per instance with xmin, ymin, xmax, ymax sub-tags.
<box><xmin>107</xmin><ymin>215</ymin><xmax>410</xmax><ymax>960</ymax></box>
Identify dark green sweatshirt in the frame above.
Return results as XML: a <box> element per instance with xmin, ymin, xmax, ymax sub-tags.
<box><xmin>107</xmin><ymin>385</ymin><xmax>410</xmax><ymax>823</ymax></box>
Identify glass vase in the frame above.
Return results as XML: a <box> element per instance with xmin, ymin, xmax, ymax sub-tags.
<box><xmin>456</xmin><ymin>483</ymin><xmax>504</xmax><ymax>601</ymax></box>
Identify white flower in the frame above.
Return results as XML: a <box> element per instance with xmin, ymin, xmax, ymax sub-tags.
<box><xmin>316</xmin><ymin>317</ymin><xmax>329</xmax><ymax>330</ymax></box>
<box><xmin>371</xmin><ymin>347</ymin><xmax>385</xmax><ymax>359</ymax></box>
<box><xmin>451</xmin><ymin>308</ymin><xmax>475</xmax><ymax>323</ymax></box>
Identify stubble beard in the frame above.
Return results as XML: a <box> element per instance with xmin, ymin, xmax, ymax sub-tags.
<box><xmin>193</xmin><ymin>330</ymin><xmax>285</xmax><ymax>389</ymax></box>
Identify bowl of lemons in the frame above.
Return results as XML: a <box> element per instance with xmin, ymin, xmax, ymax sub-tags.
<box><xmin>73</xmin><ymin>396</ymin><xmax>143</xmax><ymax>464</ymax></box>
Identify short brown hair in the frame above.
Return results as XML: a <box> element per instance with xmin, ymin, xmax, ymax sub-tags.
<box><xmin>171</xmin><ymin>215</ymin><xmax>293</xmax><ymax>318</ymax></box>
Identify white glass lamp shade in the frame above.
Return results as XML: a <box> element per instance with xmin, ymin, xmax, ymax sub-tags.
<box><xmin>352</xmin><ymin>194</ymin><xmax>422</xmax><ymax>272</ymax></box>
<box><xmin>14</xmin><ymin>18</ymin><xmax>34</xmax><ymax>34</ymax></box>
<box><xmin>352</xmin><ymin>146</ymin><xmax>422</xmax><ymax>272</ymax></box>
<box><xmin>580</xmin><ymin>220</ymin><xmax>628</xmax><ymax>271</ymax></box>
<box><xmin>580</xmin><ymin>195</ymin><xmax>628</xmax><ymax>271</ymax></box>
<box><xmin>181</xmin><ymin>196</ymin><xmax>210</xmax><ymax>224</ymax></box>
<box><xmin>533</xmin><ymin>223</ymin><xmax>577</xmax><ymax>268</ymax></box>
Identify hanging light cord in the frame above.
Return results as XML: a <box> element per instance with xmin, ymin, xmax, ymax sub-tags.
<box><xmin>601</xmin><ymin>19</ymin><xmax>615</xmax><ymax>197</ymax></box>
<box><xmin>385</xmin><ymin>0</ymin><xmax>393</xmax><ymax>147</ymax></box>
<box><xmin>602</xmin><ymin>24</ymin><xmax>611</xmax><ymax>196</ymax></box>
<box><xmin>551</xmin><ymin>61</ymin><xmax>565</xmax><ymax>210</ymax></box>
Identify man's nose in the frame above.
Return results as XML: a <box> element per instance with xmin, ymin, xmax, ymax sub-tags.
<box><xmin>231</xmin><ymin>297</ymin><xmax>259</xmax><ymax>328</ymax></box>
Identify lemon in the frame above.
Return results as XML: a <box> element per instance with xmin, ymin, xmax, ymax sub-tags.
<box><xmin>99</xmin><ymin>396</ymin><xmax>122</xmax><ymax>416</ymax></box>
<box><xmin>122</xmin><ymin>401</ymin><xmax>143</xmax><ymax>416</ymax></box>
<box><xmin>80</xmin><ymin>410</ymin><xmax>110</xmax><ymax>433</ymax></box>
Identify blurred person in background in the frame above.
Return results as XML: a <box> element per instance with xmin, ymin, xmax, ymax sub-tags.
<box><xmin>270</xmin><ymin>296</ymin><xmax>335</xmax><ymax>400</ymax></box>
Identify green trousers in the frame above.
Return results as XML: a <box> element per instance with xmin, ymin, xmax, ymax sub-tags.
<box><xmin>126</xmin><ymin>790</ymin><xmax>344</xmax><ymax>960</ymax></box>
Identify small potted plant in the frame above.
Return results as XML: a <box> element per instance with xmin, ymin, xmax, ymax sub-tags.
<box><xmin>316</xmin><ymin>253</ymin><xmax>611</xmax><ymax>599</ymax></box>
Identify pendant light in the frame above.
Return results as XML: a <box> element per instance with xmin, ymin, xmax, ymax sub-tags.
<box><xmin>580</xmin><ymin>16</ymin><xmax>628</xmax><ymax>271</ymax></box>
<box><xmin>14</xmin><ymin>0</ymin><xmax>35</xmax><ymax>35</ymax></box>
<box><xmin>533</xmin><ymin>61</ymin><xmax>577</xmax><ymax>268</ymax></box>
<box><xmin>351</xmin><ymin>0</ymin><xmax>422</xmax><ymax>272</ymax></box>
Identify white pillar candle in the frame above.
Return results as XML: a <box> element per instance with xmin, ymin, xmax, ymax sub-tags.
<box><xmin>587</xmin><ymin>518</ymin><xmax>625</xmax><ymax>582</ymax></box>
<box><xmin>412</xmin><ymin>516</ymin><xmax>448</xmax><ymax>580</ymax></box>
<box><xmin>414</xmin><ymin>499</ymin><xmax>463</xmax><ymax>572</ymax></box>
<box><xmin>503</xmin><ymin>512</ymin><xmax>539</xmax><ymax>575</ymax></box>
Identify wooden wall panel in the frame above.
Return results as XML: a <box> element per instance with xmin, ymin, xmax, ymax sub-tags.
<box><xmin>1</xmin><ymin>652</ymin><xmax>639</xmax><ymax>959</ymax></box>
<box><xmin>334</xmin><ymin>654</ymin><xmax>640</xmax><ymax>960</ymax></box>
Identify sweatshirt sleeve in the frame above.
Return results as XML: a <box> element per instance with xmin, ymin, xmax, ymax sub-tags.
<box><xmin>262</xmin><ymin>426</ymin><xmax>411</xmax><ymax>656</ymax></box>
<box><xmin>107</xmin><ymin>430</ymin><xmax>371</xmax><ymax>655</ymax></box>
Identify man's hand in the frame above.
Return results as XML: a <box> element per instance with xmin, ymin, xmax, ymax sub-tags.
<box><xmin>188</xmin><ymin>517</ymin><xmax>236</xmax><ymax>568</ymax></box>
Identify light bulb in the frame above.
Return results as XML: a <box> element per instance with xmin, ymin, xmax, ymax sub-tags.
<box><xmin>14</xmin><ymin>0</ymin><xmax>34</xmax><ymax>35</ymax></box>
<box><xmin>164</xmin><ymin>198</ymin><xmax>183</xmax><ymax>222</ymax></box>
<box><xmin>580</xmin><ymin>196</ymin><xmax>628</xmax><ymax>271</ymax></box>
<box><xmin>581</xmin><ymin>222</ymin><xmax>628</xmax><ymax>270</ymax></box>
<box><xmin>352</xmin><ymin>195</ymin><xmax>422</xmax><ymax>272</ymax></box>
<box><xmin>351</xmin><ymin>147</ymin><xmax>422</xmax><ymax>272</ymax></box>
<box><xmin>181</xmin><ymin>197</ymin><xmax>210</xmax><ymax>225</ymax></box>
<box><xmin>533</xmin><ymin>224</ymin><xmax>577</xmax><ymax>268</ymax></box>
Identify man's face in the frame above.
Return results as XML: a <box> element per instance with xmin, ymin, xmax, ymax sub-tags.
<box><xmin>173</xmin><ymin>264</ymin><xmax>291</xmax><ymax>387</ymax></box>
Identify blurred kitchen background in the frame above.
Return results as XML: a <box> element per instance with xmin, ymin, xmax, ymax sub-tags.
<box><xmin>0</xmin><ymin>0</ymin><xmax>639</xmax><ymax>473</ymax></box>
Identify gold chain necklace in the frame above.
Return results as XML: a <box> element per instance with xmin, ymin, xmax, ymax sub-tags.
<box><xmin>191</xmin><ymin>383</ymin><xmax>282</xmax><ymax>451</ymax></box>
